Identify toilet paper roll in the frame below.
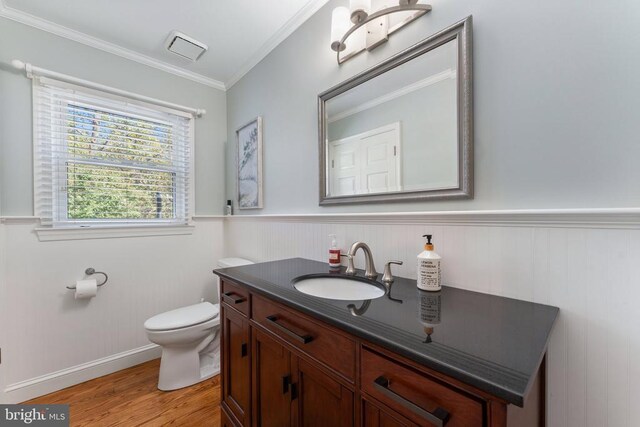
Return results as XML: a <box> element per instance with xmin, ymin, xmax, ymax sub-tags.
<box><xmin>75</xmin><ymin>279</ymin><xmax>98</xmax><ymax>299</ymax></box>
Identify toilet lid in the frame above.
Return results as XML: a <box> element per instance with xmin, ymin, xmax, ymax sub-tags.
<box><xmin>218</xmin><ymin>257</ymin><xmax>253</xmax><ymax>268</ymax></box>
<box><xmin>145</xmin><ymin>302</ymin><xmax>219</xmax><ymax>331</ymax></box>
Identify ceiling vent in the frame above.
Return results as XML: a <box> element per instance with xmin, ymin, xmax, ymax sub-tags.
<box><xmin>165</xmin><ymin>31</ymin><xmax>208</xmax><ymax>61</ymax></box>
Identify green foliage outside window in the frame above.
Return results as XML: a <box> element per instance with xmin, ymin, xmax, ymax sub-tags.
<box><xmin>64</xmin><ymin>105</ymin><xmax>177</xmax><ymax>220</ymax></box>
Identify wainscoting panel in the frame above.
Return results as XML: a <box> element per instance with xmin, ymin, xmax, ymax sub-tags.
<box><xmin>0</xmin><ymin>217</ymin><xmax>224</xmax><ymax>403</ymax></box>
<box><xmin>225</xmin><ymin>214</ymin><xmax>640</xmax><ymax>427</ymax></box>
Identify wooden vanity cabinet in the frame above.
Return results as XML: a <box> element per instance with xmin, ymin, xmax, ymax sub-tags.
<box><xmin>221</xmin><ymin>408</ymin><xmax>238</xmax><ymax>427</ymax></box>
<box><xmin>221</xmin><ymin>303</ymin><xmax>251</xmax><ymax>426</ymax></box>
<box><xmin>362</xmin><ymin>398</ymin><xmax>421</xmax><ymax>427</ymax></box>
<box><xmin>252</xmin><ymin>328</ymin><xmax>292</xmax><ymax>426</ymax></box>
<box><xmin>252</xmin><ymin>328</ymin><xmax>355</xmax><ymax>427</ymax></box>
<box><xmin>220</xmin><ymin>279</ymin><xmax>543</xmax><ymax>427</ymax></box>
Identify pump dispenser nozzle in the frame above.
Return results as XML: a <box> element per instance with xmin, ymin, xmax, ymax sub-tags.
<box><xmin>422</xmin><ymin>234</ymin><xmax>434</xmax><ymax>251</ymax></box>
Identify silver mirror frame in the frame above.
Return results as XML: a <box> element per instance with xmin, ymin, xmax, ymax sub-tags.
<box><xmin>318</xmin><ymin>15</ymin><xmax>473</xmax><ymax>206</ymax></box>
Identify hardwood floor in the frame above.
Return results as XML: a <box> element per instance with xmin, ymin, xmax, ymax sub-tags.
<box><xmin>25</xmin><ymin>359</ymin><xmax>221</xmax><ymax>427</ymax></box>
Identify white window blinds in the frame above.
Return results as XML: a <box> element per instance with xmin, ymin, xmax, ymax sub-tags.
<box><xmin>33</xmin><ymin>77</ymin><xmax>193</xmax><ymax>227</ymax></box>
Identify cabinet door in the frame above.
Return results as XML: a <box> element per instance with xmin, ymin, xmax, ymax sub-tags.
<box><xmin>252</xmin><ymin>329</ymin><xmax>293</xmax><ymax>427</ymax></box>
<box><xmin>294</xmin><ymin>357</ymin><xmax>354</xmax><ymax>427</ymax></box>
<box><xmin>222</xmin><ymin>406</ymin><xmax>239</xmax><ymax>427</ymax></box>
<box><xmin>222</xmin><ymin>304</ymin><xmax>251</xmax><ymax>426</ymax></box>
<box><xmin>362</xmin><ymin>399</ymin><xmax>420</xmax><ymax>427</ymax></box>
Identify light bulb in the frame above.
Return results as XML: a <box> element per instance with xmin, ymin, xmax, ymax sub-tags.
<box><xmin>330</xmin><ymin>7</ymin><xmax>350</xmax><ymax>52</ymax></box>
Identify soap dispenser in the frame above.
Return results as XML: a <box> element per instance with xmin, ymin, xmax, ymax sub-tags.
<box><xmin>417</xmin><ymin>234</ymin><xmax>441</xmax><ymax>291</ymax></box>
<box><xmin>328</xmin><ymin>234</ymin><xmax>341</xmax><ymax>268</ymax></box>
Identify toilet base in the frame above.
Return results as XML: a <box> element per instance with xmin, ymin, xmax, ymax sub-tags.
<box><xmin>157</xmin><ymin>333</ymin><xmax>220</xmax><ymax>391</ymax></box>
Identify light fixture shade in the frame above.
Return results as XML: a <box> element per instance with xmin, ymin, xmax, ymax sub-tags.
<box><xmin>330</xmin><ymin>7</ymin><xmax>350</xmax><ymax>52</ymax></box>
<box><xmin>349</xmin><ymin>0</ymin><xmax>371</xmax><ymax>23</ymax></box>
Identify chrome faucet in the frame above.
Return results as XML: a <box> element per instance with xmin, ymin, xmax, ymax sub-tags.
<box><xmin>345</xmin><ymin>242</ymin><xmax>378</xmax><ymax>279</ymax></box>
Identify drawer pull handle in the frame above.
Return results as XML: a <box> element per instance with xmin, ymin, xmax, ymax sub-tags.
<box><xmin>222</xmin><ymin>292</ymin><xmax>246</xmax><ymax>305</ymax></box>
<box><xmin>373</xmin><ymin>376</ymin><xmax>449</xmax><ymax>426</ymax></box>
<box><xmin>282</xmin><ymin>375</ymin><xmax>291</xmax><ymax>394</ymax></box>
<box><xmin>265</xmin><ymin>315</ymin><xmax>313</xmax><ymax>344</ymax></box>
<box><xmin>241</xmin><ymin>342</ymin><xmax>247</xmax><ymax>358</ymax></box>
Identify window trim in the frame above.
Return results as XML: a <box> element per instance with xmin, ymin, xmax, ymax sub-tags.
<box><xmin>34</xmin><ymin>223</ymin><xmax>196</xmax><ymax>242</ymax></box>
<box><xmin>32</xmin><ymin>77</ymin><xmax>196</xmax><ymax>233</ymax></box>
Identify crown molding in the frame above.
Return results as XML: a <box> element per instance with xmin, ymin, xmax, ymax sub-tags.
<box><xmin>0</xmin><ymin>0</ymin><xmax>226</xmax><ymax>91</ymax></box>
<box><xmin>226</xmin><ymin>0</ymin><xmax>331</xmax><ymax>89</ymax></box>
<box><xmin>224</xmin><ymin>208</ymin><xmax>640</xmax><ymax>229</ymax></box>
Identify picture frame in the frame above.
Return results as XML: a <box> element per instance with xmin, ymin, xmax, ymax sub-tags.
<box><xmin>236</xmin><ymin>116</ymin><xmax>263</xmax><ymax>209</ymax></box>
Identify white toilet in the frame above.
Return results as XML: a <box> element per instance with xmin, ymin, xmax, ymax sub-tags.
<box><xmin>144</xmin><ymin>257</ymin><xmax>254</xmax><ymax>391</ymax></box>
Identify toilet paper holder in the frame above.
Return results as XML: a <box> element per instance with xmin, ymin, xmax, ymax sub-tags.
<box><xmin>66</xmin><ymin>268</ymin><xmax>109</xmax><ymax>290</ymax></box>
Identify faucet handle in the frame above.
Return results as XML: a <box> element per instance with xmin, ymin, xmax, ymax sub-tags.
<box><xmin>382</xmin><ymin>260</ymin><xmax>403</xmax><ymax>284</ymax></box>
<box><xmin>341</xmin><ymin>254</ymin><xmax>355</xmax><ymax>275</ymax></box>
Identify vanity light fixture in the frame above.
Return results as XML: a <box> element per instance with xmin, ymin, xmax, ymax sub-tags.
<box><xmin>330</xmin><ymin>0</ymin><xmax>432</xmax><ymax>64</ymax></box>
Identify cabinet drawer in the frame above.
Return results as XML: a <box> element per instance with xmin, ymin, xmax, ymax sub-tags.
<box><xmin>252</xmin><ymin>294</ymin><xmax>356</xmax><ymax>381</ymax></box>
<box><xmin>361</xmin><ymin>348</ymin><xmax>485</xmax><ymax>427</ymax></box>
<box><xmin>221</xmin><ymin>280</ymin><xmax>250</xmax><ymax>316</ymax></box>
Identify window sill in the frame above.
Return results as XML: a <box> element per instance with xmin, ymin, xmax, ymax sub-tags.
<box><xmin>35</xmin><ymin>224</ymin><xmax>195</xmax><ymax>242</ymax></box>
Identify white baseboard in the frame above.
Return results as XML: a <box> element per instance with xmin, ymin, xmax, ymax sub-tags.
<box><xmin>1</xmin><ymin>344</ymin><xmax>161</xmax><ymax>404</ymax></box>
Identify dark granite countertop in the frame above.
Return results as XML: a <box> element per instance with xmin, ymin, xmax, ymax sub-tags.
<box><xmin>213</xmin><ymin>257</ymin><xmax>558</xmax><ymax>406</ymax></box>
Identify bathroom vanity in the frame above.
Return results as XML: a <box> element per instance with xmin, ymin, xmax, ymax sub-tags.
<box><xmin>214</xmin><ymin>258</ymin><xmax>558</xmax><ymax>427</ymax></box>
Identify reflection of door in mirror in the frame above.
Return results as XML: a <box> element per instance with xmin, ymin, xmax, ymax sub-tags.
<box><xmin>329</xmin><ymin>123</ymin><xmax>401</xmax><ymax>196</ymax></box>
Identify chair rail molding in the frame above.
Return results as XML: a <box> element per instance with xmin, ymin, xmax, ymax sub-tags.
<box><xmin>224</xmin><ymin>208</ymin><xmax>640</xmax><ymax>229</ymax></box>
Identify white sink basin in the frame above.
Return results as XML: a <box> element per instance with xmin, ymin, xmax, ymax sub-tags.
<box><xmin>293</xmin><ymin>276</ymin><xmax>386</xmax><ymax>301</ymax></box>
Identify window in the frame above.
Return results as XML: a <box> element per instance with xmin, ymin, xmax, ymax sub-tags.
<box><xmin>33</xmin><ymin>77</ymin><xmax>193</xmax><ymax>228</ymax></box>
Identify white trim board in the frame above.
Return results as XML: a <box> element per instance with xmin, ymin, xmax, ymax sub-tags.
<box><xmin>34</xmin><ymin>225</ymin><xmax>196</xmax><ymax>242</ymax></box>
<box><xmin>0</xmin><ymin>216</ymin><xmax>225</xmax><ymax>223</ymax></box>
<box><xmin>2</xmin><ymin>344</ymin><xmax>162</xmax><ymax>404</ymax></box>
<box><xmin>4</xmin><ymin>209</ymin><xmax>640</xmax><ymax>229</ymax></box>
<box><xmin>225</xmin><ymin>208</ymin><xmax>640</xmax><ymax>229</ymax></box>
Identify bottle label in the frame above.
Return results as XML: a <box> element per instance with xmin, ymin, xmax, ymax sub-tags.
<box><xmin>418</xmin><ymin>259</ymin><xmax>441</xmax><ymax>290</ymax></box>
<box><xmin>329</xmin><ymin>250</ymin><xmax>340</xmax><ymax>263</ymax></box>
<box><xmin>419</xmin><ymin>293</ymin><xmax>441</xmax><ymax>324</ymax></box>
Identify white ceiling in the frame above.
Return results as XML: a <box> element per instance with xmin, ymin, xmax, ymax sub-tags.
<box><xmin>0</xmin><ymin>0</ymin><xmax>329</xmax><ymax>89</ymax></box>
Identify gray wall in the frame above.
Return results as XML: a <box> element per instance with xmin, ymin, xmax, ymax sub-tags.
<box><xmin>0</xmin><ymin>17</ymin><xmax>227</xmax><ymax>216</ymax></box>
<box><xmin>226</xmin><ymin>0</ymin><xmax>640</xmax><ymax>214</ymax></box>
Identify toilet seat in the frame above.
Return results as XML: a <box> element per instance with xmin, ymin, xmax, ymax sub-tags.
<box><xmin>145</xmin><ymin>302</ymin><xmax>219</xmax><ymax>331</ymax></box>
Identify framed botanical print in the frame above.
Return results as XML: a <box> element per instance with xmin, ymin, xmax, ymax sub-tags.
<box><xmin>236</xmin><ymin>116</ymin><xmax>263</xmax><ymax>209</ymax></box>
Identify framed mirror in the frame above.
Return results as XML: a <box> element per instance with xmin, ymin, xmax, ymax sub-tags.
<box><xmin>319</xmin><ymin>16</ymin><xmax>473</xmax><ymax>205</ymax></box>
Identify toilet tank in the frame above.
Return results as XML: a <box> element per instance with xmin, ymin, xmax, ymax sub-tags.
<box><xmin>217</xmin><ymin>257</ymin><xmax>254</xmax><ymax>268</ymax></box>
<box><xmin>215</xmin><ymin>258</ymin><xmax>254</xmax><ymax>298</ymax></box>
